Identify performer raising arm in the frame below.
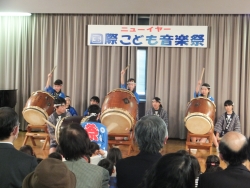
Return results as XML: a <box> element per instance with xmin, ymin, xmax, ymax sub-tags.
<box><xmin>194</xmin><ymin>80</ymin><xmax>214</xmax><ymax>102</ymax></box>
<box><xmin>192</xmin><ymin>79</ymin><xmax>219</xmax><ymax>149</ymax></box>
<box><xmin>44</xmin><ymin>73</ymin><xmax>65</xmax><ymax>99</ymax></box>
<box><xmin>121</xmin><ymin>69</ymin><xmax>140</xmax><ymax>104</ymax></box>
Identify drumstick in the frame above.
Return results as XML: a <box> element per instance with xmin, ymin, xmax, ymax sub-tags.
<box><xmin>200</xmin><ymin>68</ymin><xmax>205</xmax><ymax>81</ymax></box>
<box><xmin>42</xmin><ymin>118</ymin><xmax>56</xmax><ymax>129</ymax></box>
<box><xmin>124</xmin><ymin>64</ymin><xmax>130</xmax><ymax>71</ymax></box>
<box><xmin>49</xmin><ymin>66</ymin><xmax>57</xmax><ymax>75</ymax></box>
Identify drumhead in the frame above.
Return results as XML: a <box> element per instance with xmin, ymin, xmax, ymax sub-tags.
<box><xmin>22</xmin><ymin>106</ymin><xmax>48</xmax><ymax>125</ymax></box>
<box><xmin>101</xmin><ymin>109</ymin><xmax>133</xmax><ymax>134</ymax></box>
<box><xmin>185</xmin><ymin>113</ymin><xmax>213</xmax><ymax>134</ymax></box>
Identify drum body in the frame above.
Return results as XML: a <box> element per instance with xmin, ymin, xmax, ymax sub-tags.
<box><xmin>22</xmin><ymin>91</ymin><xmax>54</xmax><ymax>125</ymax></box>
<box><xmin>184</xmin><ymin>97</ymin><xmax>216</xmax><ymax>134</ymax></box>
<box><xmin>55</xmin><ymin>116</ymin><xmax>86</xmax><ymax>143</ymax></box>
<box><xmin>101</xmin><ymin>88</ymin><xmax>138</xmax><ymax>134</ymax></box>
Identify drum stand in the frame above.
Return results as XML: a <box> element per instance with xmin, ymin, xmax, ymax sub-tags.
<box><xmin>22</xmin><ymin>124</ymin><xmax>50</xmax><ymax>150</ymax></box>
<box><xmin>108</xmin><ymin>130</ymin><xmax>134</xmax><ymax>156</ymax></box>
<box><xmin>186</xmin><ymin>131</ymin><xmax>213</xmax><ymax>154</ymax></box>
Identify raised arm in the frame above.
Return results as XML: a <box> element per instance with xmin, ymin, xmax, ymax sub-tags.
<box><xmin>46</xmin><ymin>73</ymin><xmax>52</xmax><ymax>88</ymax></box>
<box><xmin>195</xmin><ymin>79</ymin><xmax>202</xmax><ymax>94</ymax></box>
<box><xmin>121</xmin><ymin>69</ymin><xmax>126</xmax><ymax>85</ymax></box>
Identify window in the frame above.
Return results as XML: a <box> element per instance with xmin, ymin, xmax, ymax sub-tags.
<box><xmin>136</xmin><ymin>48</ymin><xmax>147</xmax><ymax>99</ymax></box>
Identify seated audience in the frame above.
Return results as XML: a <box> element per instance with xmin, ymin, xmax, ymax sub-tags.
<box><xmin>116</xmin><ymin>115</ymin><xmax>166</xmax><ymax>188</ymax></box>
<box><xmin>59</xmin><ymin>122</ymin><xmax>109</xmax><ymax>188</ymax></box>
<box><xmin>89</xmin><ymin>141</ymin><xmax>107</xmax><ymax>165</ymax></box>
<box><xmin>20</xmin><ymin>145</ymin><xmax>43</xmax><ymax>164</ymax></box>
<box><xmin>198</xmin><ymin>131</ymin><xmax>250</xmax><ymax>188</ymax></box>
<box><xmin>204</xmin><ymin>155</ymin><xmax>223</xmax><ymax>173</ymax></box>
<box><xmin>0</xmin><ymin>107</ymin><xmax>37</xmax><ymax>188</ymax></box>
<box><xmin>139</xmin><ymin>153</ymin><xmax>198</xmax><ymax>188</ymax></box>
<box><xmin>48</xmin><ymin>152</ymin><xmax>63</xmax><ymax>161</ymax></box>
<box><xmin>98</xmin><ymin>159</ymin><xmax>114</xmax><ymax>176</ymax></box>
<box><xmin>65</xmin><ymin>96</ymin><xmax>78</xmax><ymax>116</ymax></box>
<box><xmin>98</xmin><ymin>159</ymin><xmax>117</xmax><ymax>188</ymax></box>
<box><xmin>176</xmin><ymin>150</ymin><xmax>201</xmax><ymax>188</ymax></box>
<box><xmin>107</xmin><ymin>147</ymin><xmax>122</xmax><ymax>177</ymax></box>
<box><xmin>22</xmin><ymin>158</ymin><xmax>76</xmax><ymax>188</ymax></box>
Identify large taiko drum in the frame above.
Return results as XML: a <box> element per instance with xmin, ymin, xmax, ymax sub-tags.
<box><xmin>55</xmin><ymin>116</ymin><xmax>89</xmax><ymax>143</ymax></box>
<box><xmin>22</xmin><ymin>91</ymin><xmax>54</xmax><ymax>125</ymax></box>
<box><xmin>184</xmin><ymin>97</ymin><xmax>216</xmax><ymax>134</ymax></box>
<box><xmin>100</xmin><ymin>88</ymin><xmax>138</xmax><ymax>134</ymax></box>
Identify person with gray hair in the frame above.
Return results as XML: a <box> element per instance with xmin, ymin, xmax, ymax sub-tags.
<box><xmin>198</xmin><ymin>131</ymin><xmax>250</xmax><ymax>188</ymax></box>
<box><xmin>116</xmin><ymin>115</ymin><xmax>166</xmax><ymax>188</ymax></box>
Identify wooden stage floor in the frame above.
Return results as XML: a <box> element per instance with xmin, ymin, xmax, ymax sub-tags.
<box><xmin>15</xmin><ymin>131</ymin><xmax>250</xmax><ymax>173</ymax></box>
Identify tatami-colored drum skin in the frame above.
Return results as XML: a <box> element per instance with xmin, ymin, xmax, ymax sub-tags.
<box><xmin>184</xmin><ymin>97</ymin><xmax>216</xmax><ymax>134</ymax></box>
<box><xmin>101</xmin><ymin>88</ymin><xmax>138</xmax><ymax>134</ymax></box>
<box><xmin>22</xmin><ymin>91</ymin><xmax>54</xmax><ymax>125</ymax></box>
<box><xmin>55</xmin><ymin>116</ymin><xmax>87</xmax><ymax>143</ymax></box>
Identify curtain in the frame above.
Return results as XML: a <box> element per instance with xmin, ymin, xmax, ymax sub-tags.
<box><xmin>0</xmin><ymin>14</ymin><xmax>137</xmax><ymax>130</ymax></box>
<box><xmin>147</xmin><ymin>14</ymin><xmax>250</xmax><ymax>139</ymax></box>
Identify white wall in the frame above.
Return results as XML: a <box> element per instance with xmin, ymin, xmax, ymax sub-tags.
<box><xmin>1</xmin><ymin>0</ymin><xmax>250</xmax><ymax>14</ymax></box>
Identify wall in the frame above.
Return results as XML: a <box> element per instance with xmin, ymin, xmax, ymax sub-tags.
<box><xmin>1</xmin><ymin>0</ymin><xmax>250</xmax><ymax>14</ymax></box>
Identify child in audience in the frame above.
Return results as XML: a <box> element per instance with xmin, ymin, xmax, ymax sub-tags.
<box><xmin>19</xmin><ymin>145</ymin><xmax>43</xmax><ymax>164</ymax></box>
<box><xmin>98</xmin><ymin>159</ymin><xmax>114</xmax><ymax>176</ymax></box>
<box><xmin>48</xmin><ymin>152</ymin><xmax>63</xmax><ymax>161</ymax></box>
<box><xmin>107</xmin><ymin>148</ymin><xmax>122</xmax><ymax>177</ymax></box>
<box><xmin>204</xmin><ymin>155</ymin><xmax>223</xmax><ymax>173</ymax></box>
<box><xmin>98</xmin><ymin>159</ymin><xmax>116</xmax><ymax>188</ymax></box>
<box><xmin>89</xmin><ymin>142</ymin><xmax>107</xmax><ymax>165</ymax></box>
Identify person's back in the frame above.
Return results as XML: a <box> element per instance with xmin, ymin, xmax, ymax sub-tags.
<box><xmin>139</xmin><ymin>153</ymin><xmax>197</xmax><ymax>188</ymax></box>
<box><xmin>59</xmin><ymin>122</ymin><xmax>109</xmax><ymax>188</ymax></box>
<box><xmin>198</xmin><ymin>132</ymin><xmax>250</xmax><ymax>188</ymax></box>
<box><xmin>0</xmin><ymin>107</ymin><xmax>37</xmax><ymax>188</ymax></box>
<box><xmin>116</xmin><ymin>115</ymin><xmax>166</xmax><ymax>188</ymax></box>
<box><xmin>82</xmin><ymin>104</ymin><xmax>108</xmax><ymax>151</ymax></box>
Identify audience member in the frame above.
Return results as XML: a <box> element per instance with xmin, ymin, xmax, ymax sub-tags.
<box><xmin>89</xmin><ymin>141</ymin><xmax>107</xmax><ymax>165</ymax></box>
<box><xmin>107</xmin><ymin>148</ymin><xmax>122</xmax><ymax>188</ymax></box>
<box><xmin>22</xmin><ymin>158</ymin><xmax>76</xmax><ymax>188</ymax></box>
<box><xmin>116</xmin><ymin>115</ymin><xmax>166</xmax><ymax>188</ymax></box>
<box><xmin>19</xmin><ymin>145</ymin><xmax>36</xmax><ymax>156</ymax></box>
<box><xmin>98</xmin><ymin>159</ymin><xmax>114</xmax><ymax>176</ymax></box>
<box><xmin>176</xmin><ymin>150</ymin><xmax>201</xmax><ymax>188</ymax></box>
<box><xmin>0</xmin><ymin>107</ymin><xmax>37</xmax><ymax>188</ymax></box>
<box><xmin>20</xmin><ymin>144</ymin><xmax>43</xmax><ymax>164</ymax></box>
<box><xmin>48</xmin><ymin>152</ymin><xmax>63</xmax><ymax>160</ymax></box>
<box><xmin>107</xmin><ymin>147</ymin><xmax>122</xmax><ymax>177</ymax></box>
<box><xmin>59</xmin><ymin>123</ymin><xmax>109</xmax><ymax>188</ymax></box>
<box><xmin>98</xmin><ymin>159</ymin><xmax>117</xmax><ymax>188</ymax></box>
<box><xmin>204</xmin><ymin>155</ymin><xmax>223</xmax><ymax>173</ymax></box>
<box><xmin>139</xmin><ymin>153</ymin><xmax>197</xmax><ymax>188</ymax></box>
<box><xmin>198</xmin><ymin>131</ymin><xmax>250</xmax><ymax>188</ymax></box>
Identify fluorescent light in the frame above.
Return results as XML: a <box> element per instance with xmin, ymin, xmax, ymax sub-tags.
<box><xmin>0</xmin><ymin>12</ymin><xmax>31</xmax><ymax>16</ymax></box>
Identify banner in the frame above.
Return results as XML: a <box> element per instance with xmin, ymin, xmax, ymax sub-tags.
<box><xmin>88</xmin><ymin>25</ymin><xmax>208</xmax><ymax>47</ymax></box>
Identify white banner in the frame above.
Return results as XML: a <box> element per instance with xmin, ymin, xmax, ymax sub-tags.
<box><xmin>88</xmin><ymin>25</ymin><xmax>208</xmax><ymax>47</ymax></box>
